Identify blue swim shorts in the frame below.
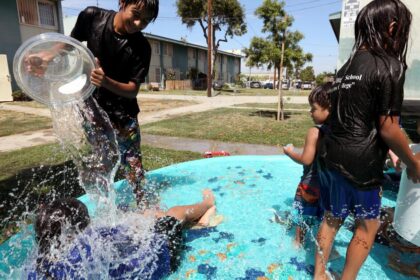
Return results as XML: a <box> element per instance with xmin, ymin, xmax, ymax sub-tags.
<box><xmin>318</xmin><ymin>169</ymin><xmax>381</xmax><ymax>220</ymax></box>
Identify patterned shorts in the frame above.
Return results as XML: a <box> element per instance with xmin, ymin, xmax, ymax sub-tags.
<box><xmin>115</xmin><ymin>118</ymin><xmax>145</xmax><ymax>200</ymax></box>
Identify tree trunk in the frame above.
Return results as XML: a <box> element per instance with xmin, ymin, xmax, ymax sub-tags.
<box><xmin>273</xmin><ymin>67</ymin><xmax>277</xmax><ymax>90</ymax></box>
<box><xmin>277</xmin><ymin>30</ymin><xmax>286</xmax><ymax>121</ymax></box>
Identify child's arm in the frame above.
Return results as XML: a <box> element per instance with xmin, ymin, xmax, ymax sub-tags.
<box><xmin>91</xmin><ymin>59</ymin><xmax>139</xmax><ymax>99</ymax></box>
<box><xmin>379</xmin><ymin>115</ymin><xmax>420</xmax><ymax>183</ymax></box>
<box><xmin>283</xmin><ymin>127</ymin><xmax>319</xmax><ymax>166</ymax></box>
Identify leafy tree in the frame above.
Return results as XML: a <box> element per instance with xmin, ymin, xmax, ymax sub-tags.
<box><xmin>176</xmin><ymin>0</ymin><xmax>247</xmax><ymax>80</ymax></box>
<box><xmin>251</xmin><ymin>0</ymin><xmax>312</xmax><ymax>86</ymax></box>
<box><xmin>315</xmin><ymin>71</ymin><xmax>335</xmax><ymax>85</ymax></box>
<box><xmin>254</xmin><ymin>0</ymin><xmax>289</xmax><ymax>86</ymax></box>
<box><xmin>300</xmin><ymin>66</ymin><xmax>315</xmax><ymax>82</ymax></box>
<box><xmin>246</xmin><ymin>0</ymin><xmax>312</xmax><ymax>120</ymax></box>
<box><xmin>243</xmin><ymin>37</ymin><xmax>277</xmax><ymax>68</ymax></box>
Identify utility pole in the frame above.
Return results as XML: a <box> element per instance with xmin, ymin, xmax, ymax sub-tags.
<box><xmin>207</xmin><ymin>0</ymin><xmax>213</xmax><ymax>97</ymax></box>
<box><xmin>277</xmin><ymin>18</ymin><xmax>287</xmax><ymax>121</ymax></box>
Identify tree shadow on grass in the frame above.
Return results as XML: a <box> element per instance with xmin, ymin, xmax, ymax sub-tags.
<box><xmin>248</xmin><ymin>110</ymin><xmax>293</xmax><ymax>120</ymax></box>
<box><xmin>0</xmin><ymin>161</ymin><xmax>84</xmax><ymax>242</ymax></box>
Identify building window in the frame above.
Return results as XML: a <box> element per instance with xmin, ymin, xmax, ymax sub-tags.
<box><xmin>155</xmin><ymin>67</ymin><xmax>161</xmax><ymax>82</ymax></box>
<box><xmin>189</xmin><ymin>48</ymin><xmax>196</xmax><ymax>59</ymax></box>
<box><xmin>17</xmin><ymin>0</ymin><xmax>57</xmax><ymax>27</ymax></box>
<box><xmin>38</xmin><ymin>1</ymin><xmax>56</xmax><ymax>26</ymax></box>
<box><xmin>163</xmin><ymin>43</ymin><xmax>173</xmax><ymax>56</ymax></box>
<box><xmin>17</xmin><ymin>0</ymin><xmax>38</xmax><ymax>25</ymax></box>
<box><xmin>153</xmin><ymin>41</ymin><xmax>160</xmax><ymax>55</ymax></box>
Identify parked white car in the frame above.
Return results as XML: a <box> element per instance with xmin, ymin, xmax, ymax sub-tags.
<box><xmin>302</xmin><ymin>82</ymin><xmax>313</xmax><ymax>90</ymax></box>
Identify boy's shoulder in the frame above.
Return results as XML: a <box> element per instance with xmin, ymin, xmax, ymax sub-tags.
<box><xmin>127</xmin><ymin>32</ymin><xmax>151</xmax><ymax>53</ymax></box>
<box><xmin>81</xmin><ymin>6</ymin><xmax>114</xmax><ymax>19</ymax></box>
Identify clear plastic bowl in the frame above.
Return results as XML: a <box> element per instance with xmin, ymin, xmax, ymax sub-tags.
<box><xmin>13</xmin><ymin>33</ymin><xmax>96</xmax><ymax>106</ymax></box>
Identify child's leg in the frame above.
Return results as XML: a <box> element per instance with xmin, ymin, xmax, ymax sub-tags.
<box><xmin>294</xmin><ymin>225</ymin><xmax>306</xmax><ymax>247</ymax></box>
<box><xmin>341</xmin><ymin>218</ymin><xmax>380</xmax><ymax>279</ymax></box>
<box><xmin>116</xmin><ymin>119</ymin><xmax>145</xmax><ymax>204</ymax></box>
<box><xmin>164</xmin><ymin>189</ymin><xmax>215</xmax><ymax>225</ymax></box>
<box><xmin>314</xmin><ymin>212</ymin><xmax>343</xmax><ymax>280</ymax></box>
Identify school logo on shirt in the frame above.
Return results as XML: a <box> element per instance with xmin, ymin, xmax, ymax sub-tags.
<box><xmin>340</xmin><ymin>74</ymin><xmax>363</xmax><ymax>90</ymax></box>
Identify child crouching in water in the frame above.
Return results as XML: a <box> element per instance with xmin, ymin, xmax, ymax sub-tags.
<box><xmin>283</xmin><ymin>83</ymin><xmax>332</xmax><ymax>247</ymax></box>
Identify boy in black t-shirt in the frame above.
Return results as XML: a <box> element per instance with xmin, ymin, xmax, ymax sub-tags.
<box><xmin>70</xmin><ymin>0</ymin><xmax>159</xmax><ymax>204</ymax></box>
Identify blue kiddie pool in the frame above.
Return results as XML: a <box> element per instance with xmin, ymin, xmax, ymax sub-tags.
<box><xmin>0</xmin><ymin>156</ymin><xmax>416</xmax><ymax>279</ymax></box>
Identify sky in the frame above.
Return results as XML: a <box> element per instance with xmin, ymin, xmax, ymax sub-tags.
<box><xmin>62</xmin><ymin>0</ymin><xmax>343</xmax><ymax>75</ymax></box>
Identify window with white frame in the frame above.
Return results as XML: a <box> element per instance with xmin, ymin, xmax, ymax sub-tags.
<box><xmin>17</xmin><ymin>0</ymin><xmax>57</xmax><ymax>27</ymax></box>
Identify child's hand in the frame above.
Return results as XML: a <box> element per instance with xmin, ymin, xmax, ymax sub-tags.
<box><xmin>91</xmin><ymin>58</ymin><xmax>107</xmax><ymax>87</ymax></box>
<box><xmin>389</xmin><ymin>150</ymin><xmax>402</xmax><ymax>172</ymax></box>
<box><xmin>24</xmin><ymin>51</ymin><xmax>57</xmax><ymax>77</ymax></box>
<box><xmin>407</xmin><ymin>157</ymin><xmax>420</xmax><ymax>184</ymax></box>
<box><xmin>283</xmin><ymin>144</ymin><xmax>294</xmax><ymax>155</ymax></box>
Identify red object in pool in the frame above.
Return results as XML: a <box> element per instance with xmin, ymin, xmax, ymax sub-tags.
<box><xmin>203</xmin><ymin>151</ymin><xmax>231</xmax><ymax>158</ymax></box>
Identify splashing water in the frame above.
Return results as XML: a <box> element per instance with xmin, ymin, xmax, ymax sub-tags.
<box><xmin>0</xmin><ymin>94</ymin><xmax>170</xmax><ymax>278</ymax></box>
<box><xmin>51</xmin><ymin>98</ymin><xmax>120</xmax><ymax>201</ymax></box>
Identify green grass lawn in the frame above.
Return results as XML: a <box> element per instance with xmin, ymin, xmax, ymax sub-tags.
<box><xmin>141</xmin><ymin>88</ymin><xmax>310</xmax><ymax>97</ymax></box>
<box><xmin>0</xmin><ymin>111</ymin><xmax>52</xmax><ymax>137</ymax></box>
<box><xmin>0</xmin><ymin>143</ymin><xmax>201</xmax><ymax>184</ymax></box>
<box><xmin>142</xmin><ymin>108</ymin><xmax>312</xmax><ymax>147</ymax></box>
<box><xmin>140</xmin><ymin>89</ymin><xmax>207</xmax><ymax>96</ymax></box>
<box><xmin>233</xmin><ymin>103</ymin><xmax>310</xmax><ymax>110</ymax></box>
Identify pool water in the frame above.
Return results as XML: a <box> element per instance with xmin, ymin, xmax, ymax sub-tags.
<box><xmin>148</xmin><ymin>155</ymin><xmax>414</xmax><ymax>280</ymax></box>
<box><xmin>0</xmin><ymin>155</ymin><xmax>416</xmax><ymax>279</ymax></box>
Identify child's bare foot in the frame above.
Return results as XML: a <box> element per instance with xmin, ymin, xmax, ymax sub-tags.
<box><xmin>197</xmin><ymin>205</ymin><xmax>217</xmax><ymax>227</ymax></box>
<box><xmin>202</xmin><ymin>189</ymin><xmax>215</xmax><ymax>207</ymax></box>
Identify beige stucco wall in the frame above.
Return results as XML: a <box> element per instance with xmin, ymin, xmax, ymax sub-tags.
<box><xmin>338</xmin><ymin>0</ymin><xmax>420</xmax><ymax>100</ymax></box>
<box><xmin>149</xmin><ymin>40</ymin><xmax>160</xmax><ymax>69</ymax></box>
<box><xmin>20</xmin><ymin>22</ymin><xmax>60</xmax><ymax>43</ymax></box>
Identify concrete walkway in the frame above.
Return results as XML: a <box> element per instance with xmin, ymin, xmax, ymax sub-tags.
<box><xmin>0</xmin><ymin>130</ymin><xmax>285</xmax><ymax>155</ymax></box>
<box><xmin>0</xmin><ymin>94</ymin><xmax>304</xmax><ymax>153</ymax></box>
<box><xmin>0</xmin><ymin>128</ymin><xmax>55</xmax><ymax>152</ymax></box>
<box><xmin>142</xmin><ymin>134</ymin><xmax>283</xmax><ymax>155</ymax></box>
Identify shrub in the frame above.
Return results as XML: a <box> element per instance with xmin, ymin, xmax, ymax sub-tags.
<box><xmin>12</xmin><ymin>90</ymin><xmax>32</xmax><ymax>101</ymax></box>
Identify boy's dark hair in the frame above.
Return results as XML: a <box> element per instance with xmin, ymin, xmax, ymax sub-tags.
<box><xmin>354</xmin><ymin>0</ymin><xmax>412</xmax><ymax>69</ymax></box>
<box><xmin>308</xmin><ymin>82</ymin><xmax>332</xmax><ymax>109</ymax></box>
<box><xmin>119</xmin><ymin>0</ymin><xmax>159</xmax><ymax>22</ymax></box>
<box><xmin>35</xmin><ymin>198</ymin><xmax>90</xmax><ymax>257</ymax></box>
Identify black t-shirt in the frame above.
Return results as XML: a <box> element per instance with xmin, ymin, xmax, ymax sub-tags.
<box><xmin>319</xmin><ymin>50</ymin><xmax>405</xmax><ymax>189</ymax></box>
<box><xmin>71</xmin><ymin>7</ymin><xmax>151</xmax><ymax>126</ymax></box>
